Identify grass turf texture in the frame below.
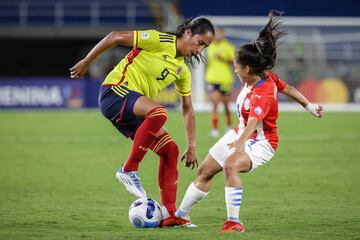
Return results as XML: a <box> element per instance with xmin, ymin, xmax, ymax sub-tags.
<box><xmin>0</xmin><ymin>110</ymin><xmax>359</xmax><ymax>240</ymax></box>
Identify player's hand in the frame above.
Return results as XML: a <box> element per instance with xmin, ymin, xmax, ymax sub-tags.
<box><xmin>215</xmin><ymin>54</ymin><xmax>226</xmax><ymax>62</ymax></box>
<box><xmin>70</xmin><ymin>59</ymin><xmax>89</xmax><ymax>79</ymax></box>
<box><xmin>315</xmin><ymin>105</ymin><xmax>324</xmax><ymax>118</ymax></box>
<box><xmin>305</xmin><ymin>103</ymin><xmax>324</xmax><ymax>118</ymax></box>
<box><xmin>227</xmin><ymin>139</ymin><xmax>245</xmax><ymax>153</ymax></box>
<box><xmin>181</xmin><ymin>145</ymin><xmax>198</xmax><ymax>169</ymax></box>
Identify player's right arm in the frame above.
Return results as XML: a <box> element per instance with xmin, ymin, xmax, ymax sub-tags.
<box><xmin>180</xmin><ymin>95</ymin><xmax>198</xmax><ymax>169</ymax></box>
<box><xmin>70</xmin><ymin>31</ymin><xmax>133</xmax><ymax>78</ymax></box>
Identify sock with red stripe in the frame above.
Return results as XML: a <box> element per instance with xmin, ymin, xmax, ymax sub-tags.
<box><xmin>150</xmin><ymin>132</ymin><xmax>179</xmax><ymax>216</ymax></box>
<box><xmin>212</xmin><ymin>112</ymin><xmax>218</xmax><ymax>130</ymax></box>
<box><xmin>123</xmin><ymin>107</ymin><xmax>168</xmax><ymax>172</ymax></box>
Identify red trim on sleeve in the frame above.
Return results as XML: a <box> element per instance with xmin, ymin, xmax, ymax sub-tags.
<box><xmin>136</xmin><ymin>31</ymin><xmax>138</xmax><ymax>48</ymax></box>
<box><xmin>116</xmin><ymin>48</ymin><xmax>142</xmax><ymax>85</ymax></box>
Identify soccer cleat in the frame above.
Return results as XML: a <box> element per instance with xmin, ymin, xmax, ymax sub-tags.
<box><xmin>159</xmin><ymin>215</ymin><xmax>192</xmax><ymax>228</ymax></box>
<box><xmin>219</xmin><ymin>220</ymin><xmax>245</xmax><ymax>233</ymax></box>
<box><xmin>115</xmin><ymin>166</ymin><xmax>146</xmax><ymax>198</ymax></box>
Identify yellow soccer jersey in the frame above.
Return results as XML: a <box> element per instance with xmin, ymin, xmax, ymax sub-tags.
<box><xmin>102</xmin><ymin>30</ymin><xmax>192</xmax><ymax>99</ymax></box>
<box><xmin>205</xmin><ymin>39</ymin><xmax>235</xmax><ymax>85</ymax></box>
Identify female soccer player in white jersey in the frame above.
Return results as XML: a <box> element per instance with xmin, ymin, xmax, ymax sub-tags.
<box><xmin>70</xmin><ymin>18</ymin><xmax>214</xmax><ymax>227</ymax></box>
<box><xmin>175</xmin><ymin>11</ymin><xmax>324</xmax><ymax>232</ymax></box>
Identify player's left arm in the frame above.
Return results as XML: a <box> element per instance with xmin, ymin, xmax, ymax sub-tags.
<box><xmin>228</xmin><ymin>117</ymin><xmax>258</xmax><ymax>152</ymax></box>
<box><xmin>282</xmin><ymin>84</ymin><xmax>324</xmax><ymax>118</ymax></box>
<box><xmin>269</xmin><ymin>71</ymin><xmax>324</xmax><ymax>118</ymax></box>
<box><xmin>216</xmin><ymin>54</ymin><xmax>233</xmax><ymax>65</ymax></box>
<box><xmin>180</xmin><ymin>95</ymin><xmax>198</xmax><ymax>169</ymax></box>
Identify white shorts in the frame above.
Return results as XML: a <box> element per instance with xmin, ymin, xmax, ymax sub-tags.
<box><xmin>209</xmin><ymin>129</ymin><xmax>275</xmax><ymax>171</ymax></box>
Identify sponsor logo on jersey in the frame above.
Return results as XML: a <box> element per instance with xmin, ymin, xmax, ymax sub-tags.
<box><xmin>254</xmin><ymin>106</ymin><xmax>262</xmax><ymax>115</ymax></box>
<box><xmin>254</xmin><ymin>94</ymin><xmax>262</xmax><ymax>99</ymax></box>
<box><xmin>140</xmin><ymin>32</ymin><xmax>150</xmax><ymax>40</ymax></box>
<box><xmin>243</xmin><ymin>98</ymin><xmax>250</xmax><ymax>110</ymax></box>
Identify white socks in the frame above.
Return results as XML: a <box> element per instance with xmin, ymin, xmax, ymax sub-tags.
<box><xmin>176</xmin><ymin>182</ymin><xmax>209</xmax><ymax>218</ymax></box>
<box><xmin>225</xmin><ymin>187</ymin><xmax>243</xmax><ymax>222</ymax></box>
<box><xmin>175</xmin><ymin>183</ymin><xmax>244</xmax><ymax>223</ymax></box>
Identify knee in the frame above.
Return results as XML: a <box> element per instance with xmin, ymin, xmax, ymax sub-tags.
<box><xmin>223</xmin><ymin>161</ymin><xmax>238</xmax><ymax>177</ymax></box>
<box><xmin>167</xmin><ymin>141</ymin><xmax>179</xmax><ymax>159</ymax></box>
<box><xmin>197</xmin><ymin>165</ymin><xmax>215</xmax><ymax>182</ymax></box>
<box><xmin>146</xmin><ymin>106</ymin><xmax>168</xmax><ymax>122</ymax></box>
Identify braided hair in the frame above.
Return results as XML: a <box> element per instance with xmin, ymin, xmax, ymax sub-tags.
<box><xmin>236</xmin><ymin>10</ymin><xmax>286</xmax><ymax>76</ymax></box>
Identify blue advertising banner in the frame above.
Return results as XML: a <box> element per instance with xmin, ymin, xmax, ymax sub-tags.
<box><xmin>0</xmin><ymin>78</ymin><xmax>86</xmax><ymax>108</ymax></box>
<box><xmin>0</xmin><ymin>78</ymin><xmax>180</xmax><ymax>109</ymax></box>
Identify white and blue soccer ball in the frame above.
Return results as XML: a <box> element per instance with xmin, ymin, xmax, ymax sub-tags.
<box><xmin>128</xmin><ymin>198</ymin><xmax>163</xmax><ymax>228</ymax></box>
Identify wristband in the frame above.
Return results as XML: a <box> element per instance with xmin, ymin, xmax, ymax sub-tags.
<box><xmin>305</xmin><ymin>103</ymin><xmax>320</xmax><ymax>117</ymax></box>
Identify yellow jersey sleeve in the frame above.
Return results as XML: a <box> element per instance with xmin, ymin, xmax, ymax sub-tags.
<box><xmin>134</xmin><ymin>30</ymin><xmax>174</xmax><ymax>53</ymax></box>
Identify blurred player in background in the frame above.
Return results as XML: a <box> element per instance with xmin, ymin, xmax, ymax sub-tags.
<box><xmin>70</xmin><ymin>17</ymin><xmax>214</xmax><ymax>227</ymax></box>
<box><xmin>205</xmin><ymin>27</ymin><xmax>235</xmax><ymax>137</ymax></box>
<box><xmin>174</xmin><ymin>11</ymin><xmax>324</xmax><ymax>231</ymax></box>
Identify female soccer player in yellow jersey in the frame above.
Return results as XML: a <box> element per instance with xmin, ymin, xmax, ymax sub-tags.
<box><xmin>205</xmin><ymin>27</ymin><xmax>235</xmax><ymax>137</ymax></box>
<box><xmin>70</xmin><ymin>17</ymin><xmax>214</xmax><ymax>227</ymax></box>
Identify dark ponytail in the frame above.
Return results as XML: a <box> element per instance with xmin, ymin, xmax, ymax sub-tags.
<box><xmin>236</xmin><ymin>10</ymin><xmax>286</xmax><ymax>75</ymax></box>
<box><xmin>171</xmin><ymin>17</ymin><xmax>214</xmax><ymax>68</ymax></box>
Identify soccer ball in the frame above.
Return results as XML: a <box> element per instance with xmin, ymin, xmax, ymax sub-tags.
<box><xmin>128</xmin><ymin>198</ymin><xmax>163</xmax><ymax>228</ymax></box>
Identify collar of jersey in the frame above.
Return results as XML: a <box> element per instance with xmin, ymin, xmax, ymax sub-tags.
<box><xmin>255</xmin><ymin>78</ymin><xmax>266</xmax><ymax>87</ymax></box>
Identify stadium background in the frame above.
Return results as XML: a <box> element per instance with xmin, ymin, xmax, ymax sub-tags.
<box><xmin>0</xmin><ymin>1</ymin><xmax>359</xmax><ymax>240</ymax></box>
<box><xmin>1</xmin><ymin>0</ymin><xmax>360</xmax><ymax>110</ymax></box>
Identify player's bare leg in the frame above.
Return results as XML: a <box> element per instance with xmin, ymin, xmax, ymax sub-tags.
<box><xmin>194</xmin><ymin>154</ymin><xmax>223</xmax><ymax>192</ymax></box>
<box><xmin>175</xmin><ymin>154</ymin><xmax>223</xmax><ymax>226</ymax></box>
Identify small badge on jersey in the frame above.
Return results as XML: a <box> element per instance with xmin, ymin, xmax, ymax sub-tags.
<box><xmin>176</xmin><ymin>66</ymin><xmax>183</xmax><ymax>75</ymax></box>
<box><xmin>244</xmin><ymin>98</ymin><xmax>250</xmax><ymax>111</ymax></box>
<box><xmin>254</xmin><ymin>106</ymin><xmax>262</xmax><ymax>115</ymax></box>
<box><xmin>140</xmin><ymin>31</ymin><xmax>150</xmax><ymax>40</ymax></box>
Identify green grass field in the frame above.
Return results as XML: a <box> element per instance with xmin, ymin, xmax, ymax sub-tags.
<box><xmin>0</xmin><ymin>110</ymin><xmax>359</xmax><ymax>240</ymax></box>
